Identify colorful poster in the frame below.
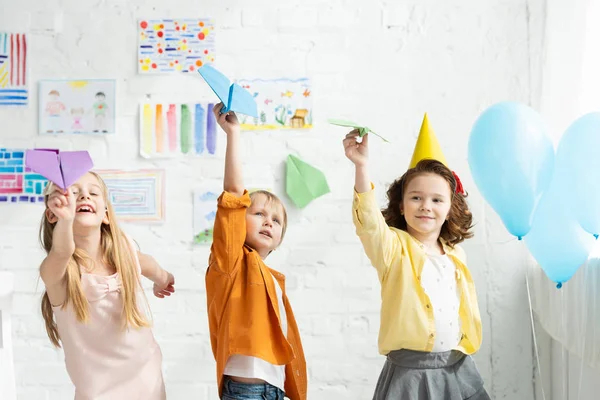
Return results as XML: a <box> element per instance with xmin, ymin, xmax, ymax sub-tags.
<box><xmin>140</xmin><ymin>102</ymin><xmax>217</xmax><ymax>158</ymax></box>
<box><xmin>193</xmin><ymin>182</ymin><xmax>221</xmax><ymax>244</ymax></box>
<box><xmin>0</xmin><ymin>33</ymin><xmax>28</xmax><ymax>106</ymax></box>
<box><xmin>138</xmin><ymin>19</ymin><xmax>215</xmax><ymax>73</ymax></box>
<box><xmin>38</xmin><ymin>80</ymin><xmax>116</xmax><ymax>134</ymax></box>
<box><xmin>235</xmin><ymin>78</ymin><xmax>312</xmax><ymax>130</ymax></box>
<box><xmin>0</xmin><ymin>148</ymin><xmax>48</xmax><ymax>204</ymax></box>
<box><xmin>96</xmin><ymin>169</ymin><xmax>165</xmax><ymax>223</ymax></box>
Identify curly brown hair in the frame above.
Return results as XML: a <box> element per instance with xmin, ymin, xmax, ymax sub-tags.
<box><xmin>381</xmin><ymin>159</ymin><xmax>473</xmax><ymax>247</ymax></box>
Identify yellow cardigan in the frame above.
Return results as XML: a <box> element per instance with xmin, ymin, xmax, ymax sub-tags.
<box><xmin>352</xmin><ymin>186</ymin><xmax>483</xmax><ymax>355</ymax></box>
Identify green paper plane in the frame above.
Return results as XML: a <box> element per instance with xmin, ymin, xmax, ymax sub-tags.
<box><xmin>328</xmin><ymin>118</ymin><xmax>389</xmax><ymax>142</ymax></box>
<box><xmin>286</xmin><ymin>154</ymin><xmax>330</xmax><ymax>208</ymax></box>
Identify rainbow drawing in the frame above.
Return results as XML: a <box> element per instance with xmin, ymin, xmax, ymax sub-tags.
<box><xmin>140</xmin><ymin>102</ymin><xmax>218</xmax><ymax>158</ymax></box>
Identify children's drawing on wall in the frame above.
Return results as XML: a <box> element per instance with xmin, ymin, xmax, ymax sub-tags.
<box><xmin>234</xmin><ymin>78</ymin><xmax>312</xmax><ymax>130</ymax></box>
<box><xmin>138</xmin><ymin>19</ymin><xmax>216</xmax><ymax>73</ymax></box>
<box><xmin>0</xmin><ymin>148</ymin><xmax>48</xmax><ymax>204</ymax></box>
<box><xmin>38</xmin><ymin>80</ymin><xmax>116</xmax><ymax>135</ymax></box>
<box><xmin>45</xmin><ymin>90</ymin><xmax>66</xmax><ymax>133</ymax></box>
<box><xmin>140</xmin><ymin>102</ymin><xmax>217</xmax><ymax>158</ymax></box>
<box><xmin>95</xmin><ymin>169</ymin><xmax>166</xmax><ymax>223</ymax></box>
<box><xmin>193</xmin><ymin>182</ymin><xmax>221</xmax><ymax>244</ymax></box>
<box><xmin>70</xmin><ymin>107</ymin><xmax>85</xmax><ymax>131</ymax></box>
<box><xmin>0</xmin><ymin>33</ymin><xmax>28</xmax><ymax>106</ymax></box>
<box><xmin>93</xmin><ymin>91</ymin><xmax>110</xmax><ymax>132</ymax></box>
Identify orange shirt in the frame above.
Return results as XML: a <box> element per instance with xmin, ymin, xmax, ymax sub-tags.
<box><xmin>206</xmin><ymin>190</ymin><xmax>307</xmax><ymax>400</ymax></box>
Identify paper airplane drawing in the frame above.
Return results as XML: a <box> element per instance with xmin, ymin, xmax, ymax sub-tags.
<box><xmin>25</xmin><ymin>149</ymin><xmax>94</xmax><ymax>190</ymax></box>
<box><xmin>198</xmin><ymin>65</ymin><xmax>258</xmax><ymax>118</ymax></box>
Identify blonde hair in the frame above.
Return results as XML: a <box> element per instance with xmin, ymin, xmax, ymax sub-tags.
<box><xmin>249</xmin><ymin>190</ymin><xmax>288</xmax><ymax>243</ymax></box>
<box><xmin>40</xmin><ymin>171</ymin><xmax>149</xmax><ymax>347</ymax></box>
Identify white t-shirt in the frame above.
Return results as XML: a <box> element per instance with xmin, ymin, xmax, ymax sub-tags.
<box><xmin>420</xmin><ymin>253</ymin><xmax>462</xmax><ymax>352</ymax></box>
<box><xmin>224</xmin><ymin>272</ymin><xmax>287</xmax><ymax>391</ymax></box>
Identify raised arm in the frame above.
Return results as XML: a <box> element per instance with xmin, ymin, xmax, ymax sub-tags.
<box><xmin>40</xmin><ymin>188</ymin><xmax>76</xmax><ymax>306</ymax></box>
<box><xmin>209</xmin><ymin>103</ymin><xmax>250</xmax><ymax>274</ymax></box>
<box><xmin>216</xmin><ymin>103</ymin><xmax>244</xmax><ymax>196</ymax></box>
<box><xmin>343</xmin><ymin>130</ymin><xmax>371</xmax><ymax>193</ymax></box>
<box><xmin>343</xmin><ymin>131</ymin><xmax>400</xmax><ymax>282</ymax></box>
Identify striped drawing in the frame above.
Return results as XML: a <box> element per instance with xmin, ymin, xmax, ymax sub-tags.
<box><xmin>140</xmin><ymin>102</ymin><xmax>217</xmax><ymax>158</ymax></box>
<box><xmin>0</xmin><ymin>148</ymin><xmax>48</xmax><ymax>204</ymax></box>
<box><xmin>0</xmin><ymin>33</ymin><xmax>28</xmax><ymax>106</ymax></box>
<box><xmin>138</xmin><ymin>19</ymin><xmax>215</xmax><ymax>73</ymax></box>
<box><xmin>95</xmin><ymin>169</ymin><xmax>165</xmax><ymax>223</ymax></box>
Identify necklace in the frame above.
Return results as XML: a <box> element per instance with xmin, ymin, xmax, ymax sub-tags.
<box><xmin>412</xmin><ymin>236</ymin><xmax>445</xmax><ymax>255</ymax></box>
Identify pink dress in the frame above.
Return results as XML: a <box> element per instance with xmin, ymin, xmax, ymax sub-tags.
<box><xmin>52</xmin><ymin>247</ymin><xmax>166</xmax><ymax>400</ymax></box>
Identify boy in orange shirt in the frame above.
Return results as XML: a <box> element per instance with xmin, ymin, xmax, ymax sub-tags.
<box><xmin>205</xmin><ymin>103</ymin><xmax>307</xmax><ymax>400</ymax></box>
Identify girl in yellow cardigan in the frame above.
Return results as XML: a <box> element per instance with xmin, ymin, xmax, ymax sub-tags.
<box><xmin>342</xmin><ymin>115</ymin><xmax>490</xmax><ymax>400</ymax></box>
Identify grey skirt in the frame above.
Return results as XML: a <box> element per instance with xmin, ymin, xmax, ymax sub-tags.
<box><xmin>373</xmin><ymin>349</ymin><xmax>491</xmax><ymax>400</ymax></box>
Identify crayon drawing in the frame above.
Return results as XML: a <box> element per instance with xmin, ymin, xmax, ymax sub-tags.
<box><xmin>140</xmin><ymin>102</ymin><xmax>217</xmax><ymax>158</ymax></box>
<box><xmin>39</xmin><ymin>80</ymin><xmax>116</xmax><ymax>135</ymax></box>
<box><xmin>0</xmin><ymin>33</ymin><xmax>28</xmax><ymax>106</ymax></box>
<box><xmin>193</xmin><ymin>182</ymin><xmax>221</xmax><ymax>244</ymax></box>
<box><xmin>235</xmin><ymin>78</ymin><xmax>312</xmax><ymax>130</ymax></box>
<box><xmin>138</xmin><ymin>18</ymin><xmax>216</xmax><ymax>74</ymax></box>
<box><xmin>0</xmin><ymin>148</ymin><xmax>48</xmax><ymax>204</ymax></box>
<box><xmin>96</xmin><ymin>169</ymin><xmax>165</xmax><ymax>223</ymax></box>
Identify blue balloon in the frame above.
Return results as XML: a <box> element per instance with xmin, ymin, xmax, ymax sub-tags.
<box><xmin>468</xmin><ymin>102</ymin><xmax>554</xmax><ymax>238</ymax></box>
<box><xmin>554</xmin><ymin>112</ymin><xmax>600</xmax><ymax>235</ymax></box>
<box><xmin>525</xmin><ymin>177</ymin><xmax>595</xmax><ymax>286</ymax></box>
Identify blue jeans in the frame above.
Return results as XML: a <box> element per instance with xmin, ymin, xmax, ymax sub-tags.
<box><xmin>222</xmin><ymin>377</ymin><xmax>285</xmax><ymax>400</ymax></box>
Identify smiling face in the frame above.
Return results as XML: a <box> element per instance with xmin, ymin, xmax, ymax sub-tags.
<box><xmin>70</xmin><ymin>172</ymin><xmax>110</xmax><ymax>230</ymax></box>
<box><xmin>401</xmin><ymin>173</ymin><xmax>452</xmax><ymax>241</ymax></box>
<box><xmin>244</xmin><ymin>192</ymin><xmax>286</xmax><ymax>259</ymax></box>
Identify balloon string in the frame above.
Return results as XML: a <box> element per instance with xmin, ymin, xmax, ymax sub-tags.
<box><xmin>525</xmin><ymin>261</ymin><xmax>548</xmax><ymax>400</ymax></box>
<box><xmin>577</xmin><ymin>262</ymin><xmax>589</xmax><ymax>400</ymax></box>
<box><xmin>561</xmin><ymin>289</ymin><xmax>568</xmax><ymax>400</ymax></box>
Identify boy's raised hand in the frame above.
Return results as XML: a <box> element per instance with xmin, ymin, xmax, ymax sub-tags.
<box><xmin>213</xmin><ymin>102</ymin><xmax>240</xmax><ymax>135</ymax></box>
<box><xmin>46</xmin><ymin>187</ymin><xmax>76</xmax><ymax>223</ymax></box>
<box><xmin>343</xmin><ymin>129</ymin><xmax>369</xmax><ymax>167</ymax></box>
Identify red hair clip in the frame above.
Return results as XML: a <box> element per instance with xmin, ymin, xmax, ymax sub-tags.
<box><xmin>452</xmin><ymin>171</ymin><xmax>466</xmax><ymax>195</ymax></box>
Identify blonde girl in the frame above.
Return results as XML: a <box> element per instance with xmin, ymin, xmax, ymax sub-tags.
<box><xmin>39</xmin><ymin>171</ymin><xmax>175</xmax><ymax>400</ymax></box>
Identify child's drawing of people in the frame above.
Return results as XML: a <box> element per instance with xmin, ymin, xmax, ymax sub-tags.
<box><xmin>93</xmin><ymin>92</ymin><xmax>109</xmax><ymax>133</ymax></box>
<box><xmin>71</xmin><ymin>108</ymin><xmax>85</xmax><ymax>132</ymax></box>
<box><xmin>45</xmin><ymin>90</ymin><xmax>66</xmax><ymax>133</ymax></box>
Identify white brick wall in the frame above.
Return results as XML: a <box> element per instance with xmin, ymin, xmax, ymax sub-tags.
<box><xmin>0</xmin><ymin>0</ymin><xmax>543</xmax><ymax>398</ymax></box>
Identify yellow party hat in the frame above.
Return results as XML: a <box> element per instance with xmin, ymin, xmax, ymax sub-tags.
<box><xmin>409</xmin><ymin>113</ymin><xmax>448</xmax><ymax>168</ymax></box>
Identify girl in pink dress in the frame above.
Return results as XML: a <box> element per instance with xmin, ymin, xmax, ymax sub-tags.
<box><xmin>38</xmin><ymin>171</ymin><xmax>175</xmax><ymax>400</ymax></box>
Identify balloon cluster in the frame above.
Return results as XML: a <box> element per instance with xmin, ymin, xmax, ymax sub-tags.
<box><xmin>468</xmin><ymin>103</ymin><xmax>600</xmax><ymax>288</ymax></box>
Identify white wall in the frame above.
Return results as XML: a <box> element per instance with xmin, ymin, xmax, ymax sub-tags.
<box><xmin>0</xmin><ymin>0</ymin><xmax>545</xmax><ymax>398</ymax></box>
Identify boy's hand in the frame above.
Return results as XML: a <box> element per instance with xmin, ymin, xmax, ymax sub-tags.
<box><xmin>214</xmin><ymin>102</ymin><xmax>240</xmax><ymax>135</ymax></box>
<box><xmin>343</xmin><ymin>130</ymin><xmax>369</xmax><ymax>167</ymax></box>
